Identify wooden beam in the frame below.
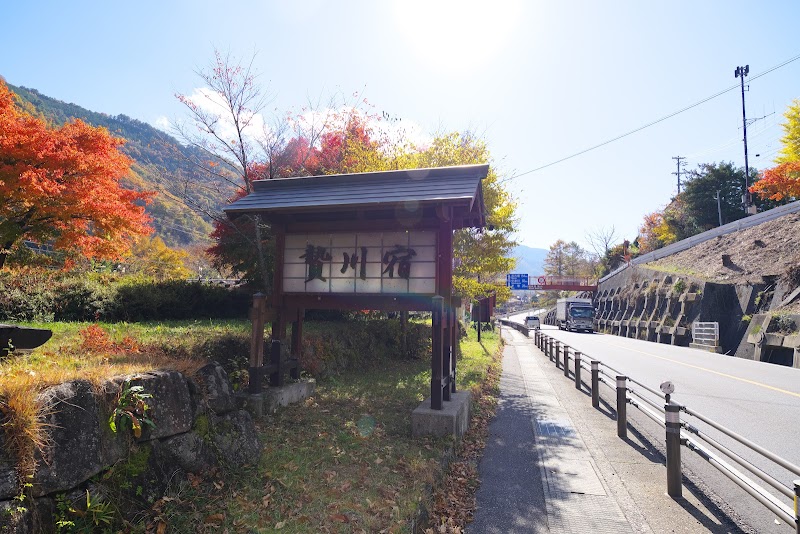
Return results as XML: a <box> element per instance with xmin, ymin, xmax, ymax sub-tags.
<box><xmin>279</xmin><ymin>294</ymin><xmax>435</xmax><ymax>312</ymax></box>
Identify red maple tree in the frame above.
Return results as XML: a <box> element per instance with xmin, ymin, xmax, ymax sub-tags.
<box><xmin>750</xmin><ymin>161</ymin><xmax>800</xmax><ymax>201</ymax></box>
<box><xmin>0</xmin><ymin>81</ymin><xmax>153</xmax><ymax>268</ymax></box>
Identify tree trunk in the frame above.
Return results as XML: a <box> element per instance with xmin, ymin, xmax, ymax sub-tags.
<box><xmin>252</xmin><ymin>215</ymin><xmax>270</xmax><ymax>292</ymax></box>
<box><xmin>0</xmin><ymin>240</ymin><xmax>15</xmax><ymax>269</ymax></box>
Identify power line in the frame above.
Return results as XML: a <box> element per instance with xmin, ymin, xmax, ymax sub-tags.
<box><xmin>509</xmin><ymin>52</ymin><xmax>800</xmax><ymax>180</ymax></box>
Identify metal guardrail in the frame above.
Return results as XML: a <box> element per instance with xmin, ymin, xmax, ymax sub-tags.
<box><xmin>529</xmin><ymin>328</ymin><xmax>800</xmax><ymax>532</ymax></box>
<box><xmin>599</xmin><ymin>199</ymin><xmax>800</xmax><ymax>284</ymax></box>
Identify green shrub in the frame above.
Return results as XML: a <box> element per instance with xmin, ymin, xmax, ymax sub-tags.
<box><xmin>672</xmin><ymin>280</ymin><xmax>686</xmax><ymax>296</ymax></box>
<box><xmin>768</xmin><ymin>314</ymin><xmax>797</xmax><ymax>334</ymax></box>
<box><xmin>107</xmin><ymin>279</ymin><xmax>250</xmax><ymax>322</ymax></box>
<box><xmin>0</xmin><ymin>269</ymin><xmax>58</xmax><ymax>321</ymax></box>
<box><xmin>52</xmin><ymin>276</ymin><xmax>116</xmax><ymax>321</ymax></box>
<box><xmin>300</xmin><ymin>319</ymin><xmax>430</xmax><ymax>378</ymax></box>
<box><xmin>0</xmin><ymin>270</ymin><xmax>250</xmax><ymax>323</ymax></box>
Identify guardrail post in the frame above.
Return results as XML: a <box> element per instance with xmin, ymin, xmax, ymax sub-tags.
<box><xmin>794</xmin><ymin>480</ymin><xmax>799</xmax><ymax>534</ymax></box>
<box><xmin>548</xmin><ymin>337</ymin><xmax>554</xmax><ymax>360</ymax></box>
<box><xmin>665</xmin><ymin>403</ymin><xmax>682</xmax><ymax>498</ymax></box>
<box><xmin>591</xmin><ymin>361</ymin><xmax>599</xmax><ymax>408</ymax></box>
<box><xmin>563</xmin><ymin>345</ymin><xmax>570</xmax><ymax>377</ymax></box>
<box><xmin>555</xmin><ymin>341</ymin><xmax>561</xmax><ymax>368</ymax></box>
<box><xmin>616</xmin><ymin>375</ymin><xmax>628</xmax><ymax>439</ymax></box>
<box><xmin>574</xmin><ymin>351</ymin><xmax>582</xmax><ymax>389</ymax></box>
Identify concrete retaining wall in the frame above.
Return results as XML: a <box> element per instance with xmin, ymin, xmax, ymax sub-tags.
<box><xmin>596</xmin><ymin>265</ymin><xmax>800</xmax><ymax>366</ymax></box>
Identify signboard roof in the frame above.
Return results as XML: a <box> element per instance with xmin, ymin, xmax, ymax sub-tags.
<box><xmin>224</xmin><ymin>164</ymin><xmax>488</xmax><ymax>229</ymax></box>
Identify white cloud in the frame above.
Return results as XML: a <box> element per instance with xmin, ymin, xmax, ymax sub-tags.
<box><xmin>152</xmin><ymin>116</ymin><xmax>171</xmax><ymax>132</ymax></box>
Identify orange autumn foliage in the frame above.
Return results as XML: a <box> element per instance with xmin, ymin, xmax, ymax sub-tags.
<box><xmin>0</xmin><ymin>80</ymin><xmax>153</xmax><ymax>268</ymax></box>
<box><xmin>750</xmin><ymin>161</ymin><xmax>800</xmax><ymax>201</ymax></box>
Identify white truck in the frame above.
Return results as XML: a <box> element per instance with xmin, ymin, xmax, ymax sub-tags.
<box><xmin>556</xmin><ymin>297</ymin><xmax>595</xmax><ymax>333</ymax></box>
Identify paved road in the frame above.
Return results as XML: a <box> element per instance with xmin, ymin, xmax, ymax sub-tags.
<box><xmin>508</xmin><ymin>313</ymin><xmax>800</xmax><ymax>533</ymax></box>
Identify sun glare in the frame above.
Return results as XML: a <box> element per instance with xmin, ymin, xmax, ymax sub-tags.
<box><xmin>392</xmin><ymin>0</ymin><xmax>523</xmax><ymax>72</ymax></box>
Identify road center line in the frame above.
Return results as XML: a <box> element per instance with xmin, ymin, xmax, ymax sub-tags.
<box><xmin>600</xmin><ymin>340</ymin><xmax>800</xmax><ymax>399</ymax></box>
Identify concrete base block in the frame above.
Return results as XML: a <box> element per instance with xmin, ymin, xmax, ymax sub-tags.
<box><xmin>412</xmin><ymin>391</ymin><xmax>471</xmax><ymax>438</ymax></box>
<box><xmin>235</xmin><ymin>379</ymin><xmax>316</xmax><ymax>418</ymax></box>
<box><xmin>263</xmin><ymin>379</ymin><xmax>316</xmax><ymax>414</ymax></box>
<box><xmin>234</xmin><ymin>393</ymin><xmax>265</xmax><ymax>419</ymax></box>
<box><xmin>689</xmin><ymin>342</ymin><xmax>723</xmax><ymax>353</ymax></box>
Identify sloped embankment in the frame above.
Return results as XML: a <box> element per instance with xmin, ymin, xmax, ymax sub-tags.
<box><xmin>596</xmin><ymin>208</ymin><xmax>800</xmax><ymax>367</ymax></box>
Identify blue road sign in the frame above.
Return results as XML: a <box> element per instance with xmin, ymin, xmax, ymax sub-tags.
<box><xmin>506</xmin><ymin>273</ymin><xmax>529</xmax><ymax>290</ymax></box>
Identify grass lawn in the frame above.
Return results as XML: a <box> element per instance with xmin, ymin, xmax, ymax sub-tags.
<box><xmin>155</xmin><ymin>325</ymin><xmax>501</xmax><ymax>533</ymax></box>
<box><xmin>0</xmin><ymin>320</ymin><xmax>502</xmax><ymax>532</ymax></box>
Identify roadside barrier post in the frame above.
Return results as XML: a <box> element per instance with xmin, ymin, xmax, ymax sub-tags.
<box><xmin>574</xmin><ymin>352</ymin><xmax>582</xmax><ymax>389</ymax></box>
<box><xmin>563</xmin><ymin>345</ymin><xmax>570</xmax><ymax>377</ymax></box>
<box><xmin>555</xmin><ymin>341</ymin><xmax>561</xmax><ymax>368</ymax></box>
<box><xmin>665</xmin><ymin>403</ymin><xmax>682</xmax><ymax>498</ymax></box>
<box><xmin>793</xmin><ymin>480</ymin><xmax>799</xmax><ymax>534</ymax></box>
<box><xmin>591</xmin><ymin>361</ymin><xmax>600</xmax><ymax>408</ymax></box>
<box><xmin>616</xmin><ymin>375</ymin><xmax>628</xmax><ymax>439</ymax></box>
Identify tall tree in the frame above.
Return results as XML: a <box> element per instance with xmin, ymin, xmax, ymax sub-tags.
<box><xmin>399</xmin><ymin>132</ymin><xmax>518</xmax><ymax>302</ymax></box>
<box><xmin>751</xmin><ymin>100</ymin><xmax>800</xmax><ymax>202</ymax></box>
<box><xmin>680</xmin><ymin>162</ymin><xmax>748</xmax><ymax>230</ymax></box>
<box><xmin>126</xmin><ymin>236</ymin><xmax>191</xmax><ymax>280</ymax></box>
<box><xmin>585</xmin><ymin>226</ymin><xmax>618</xmax><ymax>260</ymax></box>
<box><xmin>181</xmin><ymin>53</ymin><xmax>518</xmax><ymax>298</ymax></box>
<box><xmin>543</xmin><ymin>239</ymin><xmax>593</xmax><ymax>281</ymax></box>
<box><xmin>776</xmin><ymin>98</ymin><xmax>800</xmax><ymax>165</ymax></box>
<box><xmin>0</xmin><ymin>81</ymin><xmax>152</xmax><ymax>269</ymax></box>
<box><xmin>750</xmin><ymin>161</ymin><xmax>800</xmax><ymax>201</ymax></box>
<box><xmin>638</xmin><ymin>211</ymin><xmax>676</xmax><ymax>253</ymax></box>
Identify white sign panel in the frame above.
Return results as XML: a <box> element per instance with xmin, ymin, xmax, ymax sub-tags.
<box><xmin>283</xmin><ymin>231</ymin><xmax>437</xmax><ymax>295</ymax></box>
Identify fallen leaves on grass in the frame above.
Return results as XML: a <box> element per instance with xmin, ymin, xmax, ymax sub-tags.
<box><xmin>425</xmin><ymin>343</ymin><xmax>502</xmax><ymax>532</ymax></box>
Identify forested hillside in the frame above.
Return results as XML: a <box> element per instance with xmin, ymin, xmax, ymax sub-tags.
<box><xmin>8</xmin><ymin>84</ymin><xmax>229</xmax><ymax>247</ymax></box>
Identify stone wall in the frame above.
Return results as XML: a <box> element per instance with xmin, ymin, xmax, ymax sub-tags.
<box><xmin>0</xmin><ymin>362</ymin><xmax>262</xmax><ymax>533</ymax></box>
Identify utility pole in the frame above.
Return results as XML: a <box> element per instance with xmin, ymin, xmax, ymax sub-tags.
<box><xmin>715</xmin><ymin>190</ymin><xmax>723</xmax><ymax>227</ymax></box>
<box><xmin>735</xmin><ymin>65</ymin><xmax>756</xmax><ymax>215</ymax></box>
<box><xmin>672</xmin><ymin>156</ymin><xmax>687</xmax><ymax>194</ymax></box>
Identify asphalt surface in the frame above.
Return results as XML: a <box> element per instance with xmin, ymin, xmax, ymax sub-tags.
<box><xmin>504</xmin><ymin>313</ymin><xmax>800</xmax><ymax>533</ymax></box>
<box><xmin>470</xmin><ymin>327</ymin><xmax>753</xmax><ymax>533</ymax></box>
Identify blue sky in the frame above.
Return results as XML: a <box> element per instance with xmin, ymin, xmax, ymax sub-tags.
<box><xmin>2</xmin><ymin>1</ymin><xmax>798</xmax><ymax>255</ymax></box>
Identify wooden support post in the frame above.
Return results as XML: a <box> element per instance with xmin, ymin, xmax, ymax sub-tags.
<box><xmin>401</xmin><ymin>310</ymin><xmax>408</xmax><ymax>358</ymax></box>
<box><xmin>476</xmin><ymin>300</ymin><xmax>482</xmax><ymax>342</ymax></box>
<box><xmin>290</xmin><ymin>308</ymin><xmax>303</xmax><ymax>380</ymax></box>
<box><xmin>248</xmin><ymin>293</ymin><xmax>267</xmax><ymax>394</ymax></box>
<box><xmin>443</xmin><ymin>303</ymin><xmax>452</xmax><ymax>402</ymax></box>
<box><xmin>431</xmin><ymin>296</ymin><xmax>444</xmax><ymax>410</ymax></box>
<box><xmin>451</xmin><ymin>309</ymin><xmax>458</xmax><ymax>394</ymax></box>
<box><xmin>269</xmin><ymin>339</ymin><xmax>284</xmax><ymax>387</ymax></box>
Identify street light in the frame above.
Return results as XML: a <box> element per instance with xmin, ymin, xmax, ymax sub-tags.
<box><xmin>734</xmin><ymin>65</ymin><xmax>756</xmax><ymax>215</ymax></box>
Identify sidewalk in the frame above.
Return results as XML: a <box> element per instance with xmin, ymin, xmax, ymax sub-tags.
<box><xmin>469</xmin><ymin>328</ymin><xmax>742</xmax><ymax>533</ymax></box>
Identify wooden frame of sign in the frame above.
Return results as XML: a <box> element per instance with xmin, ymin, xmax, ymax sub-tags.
<box><xmin>224</xmin><ymin>164</ymin><xmax>488</xmax><ymax>410</ymax></box>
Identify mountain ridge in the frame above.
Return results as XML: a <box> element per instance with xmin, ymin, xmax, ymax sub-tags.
<box><xmin>8</xmin><ymin>84</ymin><xmax>226</xmax><ymax>247</ymax></box>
